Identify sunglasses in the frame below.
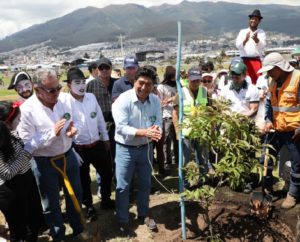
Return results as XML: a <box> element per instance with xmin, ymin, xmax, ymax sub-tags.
<box><xmin>39</xmin><ymin>84</ymin><xmax>62</xmax><ymax>94</ymax></box>
<box><xmin>231</xmin><ymin>72</ymin><xmax>242</xmax><ymax>77</ymax></box>
<box><xmin>99</xmin><ymin>66</ymin><xmax>111</xmax><ymax>71</ymax></box>
<box><xmin>201</xmin><ymin>80</ymin><xmax>212</xmax><ymax>84</ymax></box>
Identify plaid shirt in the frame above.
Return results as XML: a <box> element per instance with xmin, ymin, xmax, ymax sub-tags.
<box><xmin>86</xmin><ymin>77</ymin><xmax>116</xmax><ymax>122</ymax></box>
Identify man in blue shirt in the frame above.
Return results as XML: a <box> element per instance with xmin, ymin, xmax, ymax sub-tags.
<box><xmin>112</xmin><ymin>55</ymin><xmax>139</xmax><ymax>101</ymax></box>
<box><xmin>112</xmin><ymin>67</ymin><xmax>162</xmax><ymax>235</ymax></box>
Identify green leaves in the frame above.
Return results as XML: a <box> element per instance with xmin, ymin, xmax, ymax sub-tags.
<box><xmin>182</xmin><ymin>99</ymin><xmax>263</xmax><ymax>190</ymax></box>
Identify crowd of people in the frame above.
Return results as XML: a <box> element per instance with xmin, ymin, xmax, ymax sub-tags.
<box><xmin>1</xmin><ymin>8</ymin><xmax>300</xmax><ymax>242</ymax></box>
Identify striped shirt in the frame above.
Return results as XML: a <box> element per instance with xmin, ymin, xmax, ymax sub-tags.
<box><xmin>0</xmin><ymin>131</ymin><xmax>32</xmax><ymax>186</ymax></box>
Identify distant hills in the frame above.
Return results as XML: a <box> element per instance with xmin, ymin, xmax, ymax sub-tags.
<box><xmin>0</xmin><ymin>1</ymin><xmax>300</xmax><ymax>52</ymax></box>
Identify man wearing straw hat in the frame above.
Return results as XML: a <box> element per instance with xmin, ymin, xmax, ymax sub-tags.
<box><xmin>258</xmin><ymin>52</ymin><xmax>300</xmax><ymax>209</ymax></box>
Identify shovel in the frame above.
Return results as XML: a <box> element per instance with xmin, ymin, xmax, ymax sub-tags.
<box><xmin>50</xmin><ymin>154</ymin><xmax>99</xmax><ymax>241</ymax></box>
<box><xmin>250</xmin><ymin>134</ymin><xmax>273</xmax><ymax>218</ymax></box>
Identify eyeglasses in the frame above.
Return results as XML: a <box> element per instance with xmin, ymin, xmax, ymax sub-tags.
<box><xmin>39</xmin><ymin>84</ymin><xmax>62</xmax><ymax>94</ymax></box>
<box><xmin>201</xmin><ymin>80</ymin><xmax>212</xmax><ymax>84</ymax></box>
<box><xmin>99</xmin><ymin>66</ymin><xmax>111</xmax><ymax>71</ymax></box>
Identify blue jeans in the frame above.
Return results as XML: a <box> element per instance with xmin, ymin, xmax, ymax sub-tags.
<box><xmin>115</xmin><ymin>143</ymin><xmax>152</xmax><ymax>223</ymax></box>
<box><xmin>32</xmin><ymin>149</ymin><xmax>83</xmax><ymax>241</ymax></box>
<box><xmin>182</xmin><ymin>138</ymin><xmax>208</xmax><ymax>170</ymax></box>
<box><xmin>262</xmin><ymin>131</ymin><xmax>300</xmax><ymax>197</ymax></box>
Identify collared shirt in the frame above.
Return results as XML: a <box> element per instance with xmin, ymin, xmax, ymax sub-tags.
<box><xmin>86</xmin><ymin>77</ymin><xmax>116</xmax><ymax>122</ymax></box>
<box><xmin>68</xmin><ymin>93</ymin><xmax>109</xmax><ymax>144</ymax></box>
<box><xmin>85</xmin><ymin>75</ymin><xmax>95</xmax><ymax>85</ymax></box>
<box><xmin>220</xmin><ymin>81</ymin><xmax>259</xmax><ymax>115</ymax></box>
<box><xmin>236</xmin><ymin>28</ymin><xmax>266</xmax><ymax>59</ymax></box>
<box><xmin>112</xmin><ymin>88</ymin><xmax>162</xmax><ymax>146</ymax></box>
<box><xmin>17</xmin><ymin>92</ymin><xmax>74</xmax><ymax>157</ymax></box>
<box><xmin>112</xmin><ymin>76</ymin><xmax>133</xmax><ymax>101</ymax></box>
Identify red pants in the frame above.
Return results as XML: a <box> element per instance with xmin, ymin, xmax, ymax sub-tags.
<box><xmin>243</xmin><ymin>58</ymin><xmax>262</xmax><ymax>85</ymax></box>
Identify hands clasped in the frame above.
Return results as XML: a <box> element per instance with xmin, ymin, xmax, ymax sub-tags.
<box><xmin>146</xmin><ymin>125</ymin><xmax>162</xmax><ymax>142</ymax></box>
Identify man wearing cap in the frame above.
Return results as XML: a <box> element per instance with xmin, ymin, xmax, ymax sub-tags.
<box><xmin>258</xmin><ymin>52</ymin><xmax>300</xmax><ymax>209</ymax></box>
<box><xmin>112</xmin><ymin>67</ymin><xmax>162</xmax><ymax>234</ymax></box>
<box><xmin>236</xmin><ymin>9</ymin><xmax>266</xmax><ymax>85</ymax></box>
<box><xmin>220</xmin><ymin>62</ymin><xmax>259</xmax><ymax>117</ymax></box>
<box><xmin>65</xmin><ymin>67</ymin><xmax>114</xmax><ymax>221</ymax></box>
<box><xmin>86</xmin><ymin>61</ymin><xmax>99</xmax><ymax>84</ymax></box>
<box><xmin>173</xmin><ymin>67</ymin><xmax>209</xmax><ymax>170</ymax></box>
<box><xmin>86</xmin><ymin>57</ymin><xmax>117</xmax><ymax>199</ymax></box>
<box><xmin>17</xmin><ymin>69</ymin><xmax>87</xmax><ymax>241</ymax></box>
<box><xmin>112</xmin><ymin>55</ymin><xmax>139</xmax><ymax>101</ymax></box>
<box><xmin>8</xmin><ymin>71</ymin><xmax>33</xmax><ymax>101</ymax></box>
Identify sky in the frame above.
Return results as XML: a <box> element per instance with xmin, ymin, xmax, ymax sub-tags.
<box><xmin>0</xmin><ymin>0</ymin><xmax>299</xmax><ymax>39</ymax></box>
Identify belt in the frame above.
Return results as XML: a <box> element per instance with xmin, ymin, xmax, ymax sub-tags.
<box><xmin>116</xmin><ymin>142</ymin><xmax>149</xmax><ymax>149</ymax></box>
<box><xmin>73</xmin><ymin>140</ymin><xmax>100</xmax><ymax>149</ymax></box>
<box><xmin>242</xmin><ymin>56</ymin><xmax>261</xmax><ymax>61</ymax></box>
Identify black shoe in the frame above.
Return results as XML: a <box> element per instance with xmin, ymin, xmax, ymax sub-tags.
<box><xmin>138</xmin><ymin>216</ymin><xmax>157</xmax><ymax>231</ymax></box>
<box><xmin>118</xmin><ymin>222</ymin><xmax>130</xmax><ymax>237</ymax></box>
<box><xmin>101</xmin><ymin>199</ymin><xmax>115</xmax><ymax>209</ymax></box>
<box><xmin>86</xmin><ymin>206</ymin><xmax>97</xmax><ymax>221</ymax></box>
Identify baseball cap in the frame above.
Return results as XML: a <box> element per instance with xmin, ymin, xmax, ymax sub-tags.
<box><xmin>124</xmin><ymin>55</ymin><xmax>139</xmax><ymax>68</ymax></box>
<box><xmin>230</xmin><ymin>62</ymin><xmax>247</xmax><ymax>75</ymax></box>
<box><xmin>188</xmin><ymin>67</ymin><xmax>202</xmax><ymax>81</ymax></box>
<box><xmin>257</xmin><ymin>52</ymin><xmax>294</xmax><ymax>74</ymax></box>
<box><xmin>98</xmin><ymin>57</ymin><xmax>112</xmax><ymax>68</ymax></box>
<box><xmin>292</xmin><ymin>46</ymin><xmax>300</xmax><ymax>57</ymax></box>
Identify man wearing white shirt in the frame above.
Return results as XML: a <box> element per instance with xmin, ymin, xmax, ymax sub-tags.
<box><xmin>17</xmin><ymin>69</ymin><xmax>87</xmax><ymax>242</ymax></box>
<box><xmin>236</xmin><ymin>9</ymin><xmax>266</xmax><ymax>85</ymax></box>
<box><xmin>220</xmin><ymin>62</ymin><xmax>259</xmax><ymax>118</ymax></box>
<box><xmin>65</xmin><ymin>67</ymin><xmax>114</xmax><ymax>221</ymax></box>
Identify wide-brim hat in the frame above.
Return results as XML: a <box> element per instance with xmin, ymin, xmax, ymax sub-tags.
<box><xmin>8</xmin><ymin>71</ymin><xmax>31</xmax><ymax>90</ymax></box>
<box><xmin>257</xmin><ymin>52</ymin><xmax>294</xmax><ymax>74</ymax></box>
<box><xmin>249</xmin><ymin>9</ymin><xmax>263</xmax><ymax>20</ymax></box>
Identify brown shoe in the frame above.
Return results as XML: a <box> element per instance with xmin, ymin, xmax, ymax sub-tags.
<box><xmin>281</xmin><ymin>194</ymin><xmax>297</xmax><ymax>209</ymax></box>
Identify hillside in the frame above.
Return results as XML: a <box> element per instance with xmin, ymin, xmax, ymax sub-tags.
<box><xmin>0</xmin><ymin>1</ymin><xmax>299</xmax><ymax>52</ymax></box>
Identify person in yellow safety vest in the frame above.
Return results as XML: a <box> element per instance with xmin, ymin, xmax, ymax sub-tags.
<box><xmin>180</xmin><ymin>69</ymin><xmax>189</xmax><ymax>87</ymax></box>
<box><xmin>258</xmin><ymin>52</ymin><xmax>300</xmax><ymax>209</ymax></box>
<box><xmin>173</xmin><ymin>67</ymin><xmax>209</xmax><ymax>173</ymax></box>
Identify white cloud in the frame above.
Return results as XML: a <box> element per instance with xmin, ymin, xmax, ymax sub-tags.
<box><xmin>0</xmin><ymin>0</ymin><xmax>299</xmax><ymax>39</ymax></box>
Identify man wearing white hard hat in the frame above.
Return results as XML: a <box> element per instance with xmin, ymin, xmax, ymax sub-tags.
<box><xmin>258</xmin><ymin>52</ymin><xmax>300</xmax><ymax>209</ymax></box>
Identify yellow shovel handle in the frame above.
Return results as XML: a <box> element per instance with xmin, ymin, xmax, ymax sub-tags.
<box><xmin>50</xmin><ymin>154</ymin><xmax>86</xmax><ymax>227</ymax></box>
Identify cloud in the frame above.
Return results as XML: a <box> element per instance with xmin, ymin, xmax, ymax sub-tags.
<box><xmin>0</xmin><ymin>0</ymin><xmax>299</xmax><ymax>39</ymax></box>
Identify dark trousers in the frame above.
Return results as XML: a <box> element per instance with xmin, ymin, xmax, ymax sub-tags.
<box><xmin>0</xmin><ymin>170</ymin><xmax>41</xmax><ymax>242</ymax></box>
<box><xmin>163</xmin><ymin>118</ymin><xmax>178</xmax><ymax>164</ymax></box>
<box><xmin>262</xmin><ymin>131</ymin><xmax>300</xmax><ymax>197</ymax></box>
<box><xmin>153</xmin><ymin>131</ymin><xmax>165</xmax><ymax>172</ymax></box>
<box><xmin>75</xmin><ymin>141</ymin><xmax>113</xmax><ymax>207</ymax></box>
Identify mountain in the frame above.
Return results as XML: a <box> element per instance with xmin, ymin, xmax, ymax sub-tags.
<box><xmin>0</xmin><ymin>1</ymin><xmax>300</xmax><ymax>52</ymax></box>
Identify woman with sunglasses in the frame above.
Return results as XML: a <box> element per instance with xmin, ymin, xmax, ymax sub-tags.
<box><xmin>201</xmin><ymin>72</ymin><xmax>220</xmax><ymax>101</ymax></box>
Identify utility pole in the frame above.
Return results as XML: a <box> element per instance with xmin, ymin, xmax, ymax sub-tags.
<box><xmin>118</xmin><ymin>34</ymin><xmax>125</xmax><ymax>58</ymax></box>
